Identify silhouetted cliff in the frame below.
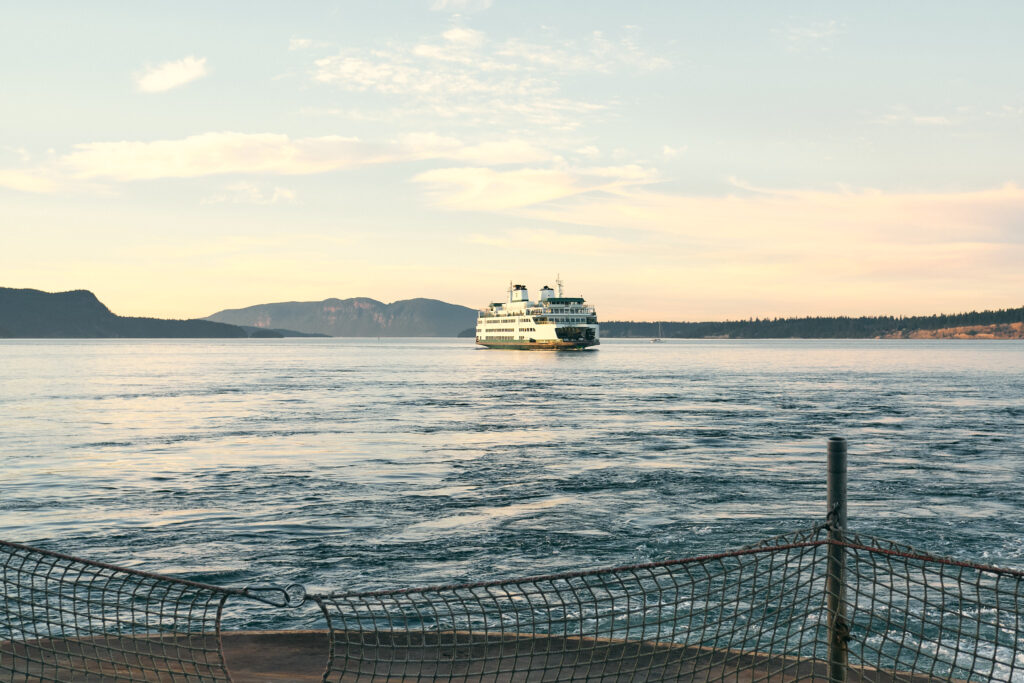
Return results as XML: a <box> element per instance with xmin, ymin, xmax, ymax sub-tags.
<box><xmin>0</xmin><ymin>288</ymin><xmax>247</xmax><ymax>338</ymax></box>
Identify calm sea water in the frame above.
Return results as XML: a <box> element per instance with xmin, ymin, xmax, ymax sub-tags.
<box><xmin>2</xmin><ymin>338</ymin><xmax>1023</xmax><ymax>627</ymax></box>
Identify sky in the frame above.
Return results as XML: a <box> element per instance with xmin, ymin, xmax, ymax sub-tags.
<box><xmin>1</xmin><ymin>1</ymin><xmax>1022</xmax><ymax>321</ymax></box>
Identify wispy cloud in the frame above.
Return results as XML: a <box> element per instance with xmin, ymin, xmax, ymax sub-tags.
<box><xmin>312</xmin><ymin>27</ymin><xmax>666</xmax><ymax>130</ymax></box>
<box><xmin>780</xmin><ymin>20</ymin><xmax>841</xmax><ymax>52</ymax></box>
<box><xmin>0</xmin><ymin>146</ymin><xmax>33</xmax><ymax>164</ymax></box>
<box><xmin>496</xmin><ymin>29</ymin><xmax>669</xmax><ymax>73</ymax></box>
<box><xmin>435</xmin><ymin>137</ymin><xmax>553</xmax><ymax>164</ymax></box>
<box><xmin>413</xmin><ymin>168</ymin><xmax>1024</xmax><ymax>290</ymax></box>
<box><xmin>468</xmin><ymin>228</ymin><xmax>630</xmax><ymax>255</ymax></box>
<box><xmin>62</xmin><ymin>132</ymin><xmax>385</xmax><ymax>180</ymax></box>
<box><xmin>578</xmin><ymin>164</ymin><xmax>656</xmax><ymax>180</ymax></box>
<box><xmin>907</xmin><ymin>116</ymin><xmax>952</xmax><ymax>126</ymax></box>
<box><xmin>201</xmin><ymin>182</ymin><xmax>297</xmax><ymax>205</ymax></box>
<box><xmin>0</xmin><ymin>169</ymin><xmax>60</xmax><ymax>193</ymax></box>
<box><xmin>415</xmin><ymin>167</ymin><xmax>586</xmax><ymax>211</ymax></box>
<box><xmin>986</xmin><ymin>104</ymin><xmax>1024</xmax><ymax>119</ymax></box>
<box><xmin>430</xmin><ymin>0</ymin><xmax>493</xmax><ymax>12</ymax></box>
<box><xmin>135</xmin><ymin>56</ymin><xmax>208</xmax><ymax>93</ymax></box>
<box><xmin>876</xmin><ymin>106</ymin><xmax>954</xmax><ymax>126</ymax></box>
<box><xmin>413</xmin><ymin>164</ymin><xmax>657</xmax><ymax>211</ymax></box>
<box><xmin>521</xmin><ymin>182</ymin><xmax>1024</xmax><ymax>250</ymax></box>
<box><xmin>288</xmin><ymin>38</ymin><xmax>330</xmax><ymax>51</ymax></box>
<box><xmin>1</xmin><ymin>131</ymin><xmax>555</xmax><ymax>187</ymax></box>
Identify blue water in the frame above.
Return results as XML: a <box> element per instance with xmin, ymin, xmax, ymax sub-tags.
<box><xmin>1</xmin><ymin>339</ymin><xmax>1022</xmax><ymax>614</ymax></box>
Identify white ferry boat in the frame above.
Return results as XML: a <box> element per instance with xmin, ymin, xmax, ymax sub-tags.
<box><xmin>475</xmin><ymin>279</ymin><xmax>599</xmax><ymax>350</ymax></box>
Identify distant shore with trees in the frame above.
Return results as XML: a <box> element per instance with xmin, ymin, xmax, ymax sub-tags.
<box><xmin>3</xmin><ymin>286</ymin><xmax>1021</xmax><ymax>339</ymax></box>
<box><xmin>602</xmin><ymin>306</ymin><xmax>1024</xmax><ymax>339</ymax></box>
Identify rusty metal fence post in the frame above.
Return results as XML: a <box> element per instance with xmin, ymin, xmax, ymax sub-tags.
<box><xmin>826</xmin><ymin>436</ymin><xmax>849</xmax><ymax>682</ymax></box>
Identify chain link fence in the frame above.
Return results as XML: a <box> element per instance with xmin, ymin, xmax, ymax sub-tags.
<box><xmin>4</xmin><ymin>529</ymin><xmax>1022</xmax><ymax>682</ymax></box>
<box><xmin>1</xmin><ymin>538</ymin><xmax>235</xmax><ymax>681</ymax></box>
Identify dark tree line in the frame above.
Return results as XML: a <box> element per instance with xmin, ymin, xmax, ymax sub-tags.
<box><xmin>602</xmin><ymin>305</ymin><xmax>1024</xmax><ymax>339</ymax></box>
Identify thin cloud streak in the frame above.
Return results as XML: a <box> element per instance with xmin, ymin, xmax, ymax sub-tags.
<box><xmin>876</xmin><ymin>106</ymin><xmax>955</xmax><ymax>127</ymax></box>
<box><xmin>135</xmin><ymin>56</ymin><xmax>208</xmax><ymax>93</ymax></box>
<box><xmin>413</xmin><ymin>164</ymin><xmax>657</xmax><ymax>210</ymax></box>
<box><xmin>523</xmin><ymin>182</ymin><xmax>1024</xmax><ymax>245</ymax></box>
<box><xmin>781</xmin><ymin>19</ymin><xmax>841</xmax><ymax>52</ymax></box>
<box><xmin>430</xmin><ymin>0</ymin><xmax>492</xmax><ymax>11</ymax></box>
<box><xmin>468</xmin><ymin>228</ymin><xmax>633</xmax><ymax>256</ymax></box>
<box><xmin>416</xmin><ymin>167</ymin><xmax>588</xmax><ymax>211</ymax></box>
<box><xmin>2</xmin><ymin>131</ymin><xmax>555</xmax><ymax>185</ymax></box>
<box><xmin>0</xmin><ymin>169</ymin><xmax>60</xmax><ymax>193</ymax></box>
<box><xmin>201</xmin><ymin>182</ymin><xmax>297</xmax><ymax>205</ymax></box>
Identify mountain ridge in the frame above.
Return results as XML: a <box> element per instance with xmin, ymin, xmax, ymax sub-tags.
<box><xmin>205</xmin><ymin>297</ymin><xmax>477</xmax><ymax>337</ymax></box>
<box><xmin>0</xmin><ymin>287</ymin><xmax>247</xmax><ymax>338</ymax></box>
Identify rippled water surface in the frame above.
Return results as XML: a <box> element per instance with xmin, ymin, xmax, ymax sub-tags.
<box><xmin>2</xmin><ymin>338</ymin><xmax>1022</xmax><ymax>626</ymax></box>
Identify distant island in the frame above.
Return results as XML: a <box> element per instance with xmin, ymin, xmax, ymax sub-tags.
<box><xmin>0</xmin><ymin>288</ymin><xmax>325</xmax><ymax>338</ymax></box>
<box><xmin>2</xmin><ymin>286</ymin><xmax>1021</xmax><ymax>339</ymax></box>
<box><xmin>205</xmin><ymin>297</ymin><xmax>477</xmax><ymax>337</ymax></box>
<box><xmin>602</xmin><ymin>307</ymin><xmax>1024</xmax><ymax>339</ymax></box>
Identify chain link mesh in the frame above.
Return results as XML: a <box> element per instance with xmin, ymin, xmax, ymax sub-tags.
<box><xmin>313</xmin><ymin>525</ymin><xmax>1024</xmax><ymax>682</ymax></box>
<box><xmin>312</xmin><ymin>526</ymin><xmax>837</xmax><ymax>681</ymax></box>
<box><xmin>839</xmin><ymin>531</ymin><xmax>1024</xmax><ymax>682</ymax></box>
<box><xmin>1</xmin><ymin>539</ymin><xmax>235</xmax><ymax>682</ymax></box>
<box><xmin>4</xmin><ymin>528</ymin><xmax>1023</xmax><ymax>682</ymax></box>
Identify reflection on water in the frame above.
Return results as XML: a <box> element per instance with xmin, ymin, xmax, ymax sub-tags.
<box><xmin>1</xmin><ymin>338</ymin><xmax>1023</xmax><ymax>621</ymax></box>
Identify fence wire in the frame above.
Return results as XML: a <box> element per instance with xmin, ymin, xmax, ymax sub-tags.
<box><xmin>312</xmin><ymin>526</ymin><xmax>833</xmax><ymax>682</ymax></box>
<box><xmin>4</xmin><ymin>528</ymin><xmax>1024</xmax><ymax>682</ymax></box>
<box><xmin>839</xmin><ymin>531</ymin><xmax>1024</xmax><ymax>682</ymax></box>
<box><xmin>0</xmin><ymin>539</ymin><xmax>238</xmax><ymax>682</ymax></box>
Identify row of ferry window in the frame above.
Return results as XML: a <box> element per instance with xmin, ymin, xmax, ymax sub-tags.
<box><xmin>489</xmin><ymin>309</ymin><xmax>589</xmax><ymax>318</ymax></box>
<box><xmin>484</xmin><ymin>317</ymin><xmax>590</xmax><ymax>323</ymax></box>
<box><xmin>482</xmin><ymin>327</ymin><xmax>536</xmax><ymax>332</ymax></box>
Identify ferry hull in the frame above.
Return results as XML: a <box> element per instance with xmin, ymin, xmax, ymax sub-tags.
<box><xmin>476</xmin><ymin>339</ymin><xmax>599</xmax><ymax>350</ymax></box>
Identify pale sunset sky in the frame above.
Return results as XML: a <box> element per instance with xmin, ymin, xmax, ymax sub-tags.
<box><xmin>2</xmin><ymin>2</ymin><xmax>1022</xmax><ymax>321</ymax></box>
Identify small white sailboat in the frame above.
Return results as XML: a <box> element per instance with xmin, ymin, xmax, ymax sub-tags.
<box><xmin>651</xmin><ymin>322</ymin><xmax>663</xmax><ymax>343</ymax></box>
